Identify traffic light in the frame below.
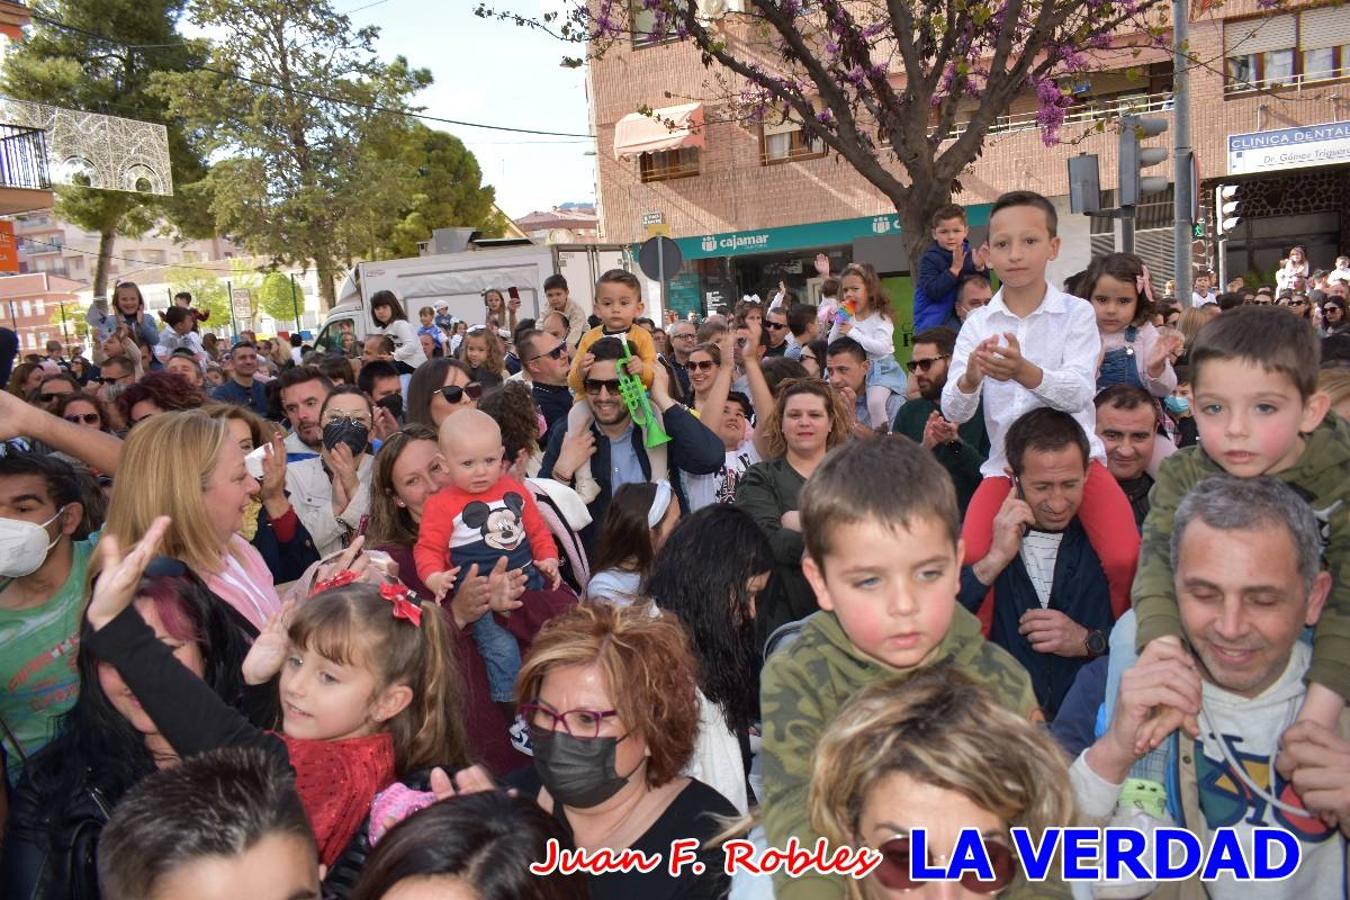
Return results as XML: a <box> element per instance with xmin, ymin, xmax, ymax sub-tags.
<box><xmin>1217</xmin><ymin>184</ymin><xmax>1244</xmax><ymax>235</ymax></box>
<box><xmin>1118</xmin><ymin>115</ymin><xmax>1169</xmax><ymax>207</ymax></box>
<box><xmin>1067</xmin><ymin>153</ymin><xmax>1102</xmax><ymax>215</ymax></box>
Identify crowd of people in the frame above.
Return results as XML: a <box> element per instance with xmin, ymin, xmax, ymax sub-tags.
<box><xmin>1</xmin><ymin>190</ymin><xmax>1348</xmax><ymax>900</ymax></box>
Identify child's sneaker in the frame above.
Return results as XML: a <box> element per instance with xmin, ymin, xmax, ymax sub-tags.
<box><xmin>572</xmin><ymin>460</ymin><xmax>602</xmax><ymax>504</ymax></box>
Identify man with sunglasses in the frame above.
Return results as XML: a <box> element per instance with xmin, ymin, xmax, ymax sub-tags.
<box><xmin>762</xmin><ymin>308</ymin><xmax>791</xmax><ymax>359</ymax></box>
<box><xmin>665</xmin><ymin>320</ymin><xmax>697</xmax><ymax>400</ymax></box>
<box><xmin>0</xmin><ymin>453</ymin><xmax>92</xmax><ymax>778</ymax></box>
<box><xmin>517</xmin><ymin>329</ymin><xmax>573</xmax><ymax>431</ymax></box>
<box><xmin>539</xmin><ymin>337</ymin><xmax>724</xmax><ymax>551</ymax></box>
<box><xmin>891</xmin><ymin>327</ymin><xmax>989</xmax><ymax>514</ymax></box>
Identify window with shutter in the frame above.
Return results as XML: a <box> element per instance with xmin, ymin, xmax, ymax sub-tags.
<box><xmin>1300</xmin><ymin>5</ymin><xmax>1350</xmax><ymax>51</ymax></box>
<box><xmin>1224</xmin><ymin>14</ymin><xmax>1296</xmax><ymax>56</ymax></box>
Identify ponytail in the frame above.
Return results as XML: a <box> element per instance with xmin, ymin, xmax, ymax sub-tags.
<box><xmin>401</xmin><ymin>601</ymin><xmax>470</xmax><ymax>772</ymax></box>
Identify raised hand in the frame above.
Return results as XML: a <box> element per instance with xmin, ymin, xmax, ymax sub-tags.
<box><xmin>243</xmin><ymin>599</ymin><xmax>296</xmax><ymax>685</ymax></box>
<box><xmin>814</xmin><ymin>252</ymin><xmax>830</xmax><ymax>277</ymax></box>
<box><xmin>88</xmin><ymin>517</ymin><xmax>171</xmax><ymax>631</ymax></box>
<box><xmin>259</xmin><ymin>432</ymin><xmax>288</xmax><ymax>506</ymax></box>
<box><xmin>957</xmin><ymin>336</ymin><xmax>996</xmax><ymax>393</ymax></box>
<box><xmin>979</xmin><ymin>332</ymin><xmax>1026</xmax><ymax>382</ymax></box>
<box><xmin>950</xmin><ymin>243</ymin><xmax>966</xmax><ymax>275</ymax></box>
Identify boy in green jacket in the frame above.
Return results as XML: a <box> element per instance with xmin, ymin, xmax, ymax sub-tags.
<box><xmin>1133</xmin><ymin>304</ymin><xmax>1350</xmax><ymax>760</ymax></box>
<box><xmin>759</xmin><ymin>436</ymin><xmax>1041</xmax><ymax>900</ymax></box>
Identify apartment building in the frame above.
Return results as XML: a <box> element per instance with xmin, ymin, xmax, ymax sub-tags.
<box><xmin>589</xmin><ymin>0</ymin><xmax>1350</xmax><ymax>324</ymax></box>
<box><xmin>13</xmin><ymin>211</ymin><xmax>241</xmax><ymax>285</ymax></box>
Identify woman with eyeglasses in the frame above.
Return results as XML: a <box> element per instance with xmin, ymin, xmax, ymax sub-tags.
<box><xmin>798</xmin><ymin>338</ymin><xmax>827</xmax><ymax>379</ymax></box>
<box><xmin>1285</xmin><ymin>291</ymin><xmax>1314</xmax><ymax>322</ymax></box>
<box><xmin>2</xmin><ymin>561</ymin><xmax>259</xmax><ymax>900</ymax></box>
<box><xmin>1320</xmin><ymin>298</ymin><xmax>1348</xmax><ymax>337</ymax></box>
<box><xmin>406</xmin><ymin>357</ymin><xmax>482</xmax><ymax>430</ymax></box>
<box><xmin>51</xmin><ymin>393</ymin><xmax>110</xmax><ymax>433</ymax></box>
<box><xmin>505</xmin><ymin>602</ymin><xmax>737</xmax><ymax>900</ymax></box>
<box><xmin>809</xmin><ymin>666</ymin><xmax>1073</xmax><ymax>899</ymax></box>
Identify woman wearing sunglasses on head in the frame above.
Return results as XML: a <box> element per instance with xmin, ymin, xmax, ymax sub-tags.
<box><xmin>810</xmin><ymin>666</ymin><xmax>1073</xmax><ymax>899</ymax></box>
<box><xmin>405</xmin><ymin>358</ymin><xmax>484</xmax><ymax>431</ymax></box>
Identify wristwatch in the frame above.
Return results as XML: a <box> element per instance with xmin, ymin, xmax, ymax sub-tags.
<box><xmin>1084</xmin><ymin>629</ymin><xmax>1109</xmax><ymax>658</ymax></box>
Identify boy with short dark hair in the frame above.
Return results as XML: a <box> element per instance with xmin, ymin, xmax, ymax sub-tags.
<box><xmin>785</xmin><ymin>303</ymin><xmax>818</xmax><ymax>360</ymax></box>
<box><xmin>914</xmin><ymin>203</ymin><xmax>988</xmax><ymax>331</ymax></box>
<box><xmin>942</xmin><ymin>189</ymin><xmax>1138</xmax><ymax>627</ymax></box>
<box><xmin>97</xmin><ymin>747</ymin><xmax>319</xmax><ymax>900</ymax></box>
<box><xmin>760</xmin><ymin>436</ymin><xmax>1037</xmax><ymax>900</ymax></box>
<box><xmin>1134</xmin><ymin>304</ymin><xmax>1350</xmax><ymax>746</ymax></box>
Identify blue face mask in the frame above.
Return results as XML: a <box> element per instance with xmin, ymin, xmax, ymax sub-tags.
<box><xmin>1164</xmin><ymin>395</ymin><xmax>1190</xmax><ymax>416</ymax></box>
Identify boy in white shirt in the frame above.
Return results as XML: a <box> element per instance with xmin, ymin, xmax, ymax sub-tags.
<box><xmin>942</xmin><ymin>189</ymin><xmax>1139</xmax><ymax>626</ymax></box>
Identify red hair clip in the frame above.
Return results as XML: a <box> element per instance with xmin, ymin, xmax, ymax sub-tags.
<box><xmin>311</xmin><ymin>568</ymin><xmax>360</xmax><ymax>597</ymax></box>
<box><xmin>380</xmin><ymin>581</ymin><xmax>423</xmax><ymax>628</ymax></box>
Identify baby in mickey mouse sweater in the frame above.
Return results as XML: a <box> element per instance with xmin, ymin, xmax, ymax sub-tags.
<box><xmin>414</xmin><ymin>409</ymin><xmax>560</xmax><ymax>600</ymax></box>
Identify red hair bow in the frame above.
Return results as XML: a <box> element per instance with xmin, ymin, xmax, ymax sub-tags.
<box><xmin>379</xmin><ymin>581</ymin><xmax>423</xmax><ymax>628</ymax></box>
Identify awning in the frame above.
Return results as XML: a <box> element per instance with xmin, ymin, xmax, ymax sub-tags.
<box><xmin>613</xmin><ymin>102</ymin><xmax>706</xmax><ymax>160</ymax></box>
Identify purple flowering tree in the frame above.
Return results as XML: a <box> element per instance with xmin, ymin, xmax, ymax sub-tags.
<box><xmin>479</xmin><ymin>0</ymin><xmax>1170</xmax><ymax>267</ymax></box>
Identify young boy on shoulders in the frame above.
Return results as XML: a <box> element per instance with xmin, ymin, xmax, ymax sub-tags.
<box><xmin>941</xmin><ymin>190</ymin><xmax>1138</xmax><ymax>623</ymax></box>
<box><xmin>1134</xmin><ymin>304</ymin><xmax>1349</xmax><ymax>754</ymax></box>
<box><xmin>914</xmin><ymin>203</ymin><xmax>988</xmax><ymax>332</ymax></box>
<box><xmin>759</xmin><ymin>436</ymin><xmax>1039</xmax><ymax>900</ymax></box>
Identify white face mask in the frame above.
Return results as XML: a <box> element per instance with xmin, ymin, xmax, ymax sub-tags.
<box><xmin>0</xmin><ymin>507</ymin><xmax>65</xmax><ymax>579</ymax></box>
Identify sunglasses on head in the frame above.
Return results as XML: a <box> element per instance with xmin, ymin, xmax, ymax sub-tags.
<box><xmin>906</xmin><ymin>354</ymin><xmax>949</xmax><ymax>374</ymax></box>
<box><xmin>874</xmin><ymin>835</ymin><xmax>1017</xmax><ymax>894</ymax></box>
<box><xmin>439</xmin><ymin>383</ymin><xmax>484</xmax><ymax>404</ymax></box>
<box><xmin>63</xmin><ymin>412</ymin><xmax>101</xmax><ymax>425</ymax></box>
<box><xmin>584</xmin><ymin>378</ymin><xmax>622</xmax><ymax>395</ymax></box>
<box><xmin>688</xmin><ymin>360</ymin><xmax>717</xmax><ymax>372</ymax></box>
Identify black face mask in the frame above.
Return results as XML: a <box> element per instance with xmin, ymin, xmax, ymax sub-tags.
<box><xmin>322</xmin><ymin>419</ymin><xmax>370</xmax><ymax>457</ymax></box>
<box><xmin>375</xmin><ymin>393</ymin><xmax>404</xmax><ymax>420</ymax></box>
<box><xmin>529</xmin><ymin>725</ymin><xmax>634</xmax><ymax>809</ymax></box>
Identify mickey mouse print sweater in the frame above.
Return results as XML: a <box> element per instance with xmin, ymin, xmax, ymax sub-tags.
<box><xmin>414</xmin><ymin>474</ymin><xmax>555</xmax><ymax>593</ymax></box>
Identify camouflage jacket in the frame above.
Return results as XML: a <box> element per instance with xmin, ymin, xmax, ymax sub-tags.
<box><xmin>1133</xmin><ymin>415</ymin><xmax>1350</xmax><ymax>698</ymax></box>
<box><xmin>760</xmin><ymin>606</ymin><xmax>1045</xmax><ymax>900</ymax></box>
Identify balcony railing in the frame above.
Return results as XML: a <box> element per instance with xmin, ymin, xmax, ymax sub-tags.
<box><xmin>1224</xmin><ymin>68</ymin><xmax>1349</xmax><ymax>96</ymax></box>
<box><xmin>0</xmin><ymin>124</ymin><xmax>49</xmax><ymax>191</ymax></box>
<box><xmin>945</xmin><ymin>91</ymin><xmax>1174</xmax><ymax>141</ymax></box>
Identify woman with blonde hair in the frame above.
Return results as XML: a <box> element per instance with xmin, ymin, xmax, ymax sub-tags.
<box><xmin>810</xmin><ymin>666</ymin><xmax>1074</xmax><ymax>898</ymax></box>
<box><xmin>201</xmin><ymin>402</ymin><xmax>319</xmax><ymax>584</ymax></box>
<box><xmin>102</xmin><ymin>410</ymin><xmax>280</xmax><ymax>633</ymax></box>
<box><xmin>736</xmin><ymin>378</ymin><xmax>850</xmax><ymax>639</ymax></box>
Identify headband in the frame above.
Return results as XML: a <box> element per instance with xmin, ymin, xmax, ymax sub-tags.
<box><xmin>647</xmin><ymin>480</ymin><xmax>674</xmax><ymax>529</ymax></box>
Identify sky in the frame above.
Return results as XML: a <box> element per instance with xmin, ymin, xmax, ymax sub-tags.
<box><xmin>354</xmin><ymin>0</ymin><xmax>598</xmax><ymax>219</ymax></box>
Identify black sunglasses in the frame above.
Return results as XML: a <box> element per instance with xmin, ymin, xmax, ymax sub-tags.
<box><xmin>873</xmin><ymin>835</ymin><xmax>1017</xmax><ymax>894</ymax></box>
<box><xmin>688</xmin><ymin>360</ymin><xmax>717</xmax><ymax>372</ymax></box>
<box><xmin>63</xmin><ymin>412</ymin><xmax>101</xmax><ymax>425</ymax></box>
<box><xmin>528</xmin><ymin>344</ymin><xmax>568</xmax><ymax>362</ymax></box>
<box><xmin>146</xmin><ymin>556</ymin><xmax>190</xmax><ymax>578</ymax></box>
<box><xmin>584</xmin><ymin>378</ymin><xmax>622</xmax><ymax>395</ymax></box>
<box><xmin>765</xmin><ymin>321</ymin><xmax>787</xmax><ymax>330</ymax></box>
<box><xmin>906</xmin><ymin>354</ymin><xmax>949</xmax><ymax>374</ymax></box>
<box><xmin>439</xmin><ymin>383</ymin><xmax>484</xmax><ymax>404</ymax></box>
<box><xmin>39</xmin><ymin>393</ymin><xmax>70</xmax><ymax>403</ymax></box>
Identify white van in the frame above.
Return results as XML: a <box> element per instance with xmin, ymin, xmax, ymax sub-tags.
<box><xmin>313</xmin><ymin>241</ymin><xmax>631</xmax><ymax>354</ymax></box>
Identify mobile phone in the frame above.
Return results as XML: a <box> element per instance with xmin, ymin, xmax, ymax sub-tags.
<box><xmin>507</xmin><ymin>286</ymin><xmax>520</xmax><ymax>300</ymax></box>
<box><xmin>1011</xmin><ymin>476</ymin><xmax>1030</xmax><ymax>536</ymax></box>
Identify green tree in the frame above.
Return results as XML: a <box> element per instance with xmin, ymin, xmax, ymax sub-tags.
<box><xmin>0</xmin><ymin>0</ymin><xmax>212</xmax><ymax>298</ymax></box>
<box><xmin>48</xmin><ymin>301</ymin><xmax>88</xmax><ymax>347</ymax></box>
<box><xmin>166</xmin><ymin>265</ymin><xmax>228</xmax><ymax>324</ymax></box>
<box><xmin>151</xmin><ymin>0</ymin><xmax>432</xmax><ymax>308</ymax></box>
<box><xmin>257</xmin><ymin>271</ymin><xmax>299</xmax><ymax>327</ymax></box>
<box><xmin>364</xmin><ymin>123</ymin><xmax>502</xmax><ymax>260</ymax></box>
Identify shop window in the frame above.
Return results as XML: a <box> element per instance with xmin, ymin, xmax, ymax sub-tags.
<box><xmin>639</xmin><ymin>147</ymin><xmax>700</xmax><ymax>182</ymax></box>
<box><xmin>760</xmin><ymin>125</ymin><xmax>826</xmax><ymax>165</ymax></box>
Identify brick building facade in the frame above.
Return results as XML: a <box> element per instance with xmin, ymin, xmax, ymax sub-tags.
<box><xmin>589</xmin><ymin>0</ymin><xmax>1350</xmax><ymax>325</ymax></box>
